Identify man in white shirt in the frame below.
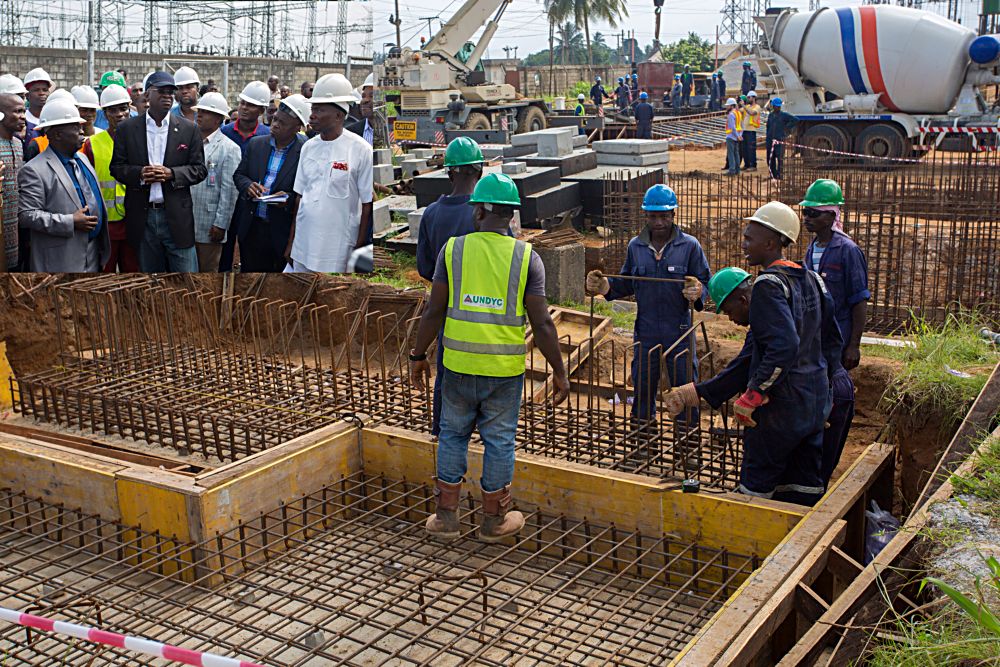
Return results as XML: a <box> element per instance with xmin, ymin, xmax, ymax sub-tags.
<box><xmin>286</xmin><ymin>73</ymin><xmax>372</xmax><ymax>273</ymax></box>
<box><xmin>190</xmin><ymin>92</ymin><xmax>241</xmax><ymax>272</ymax></box>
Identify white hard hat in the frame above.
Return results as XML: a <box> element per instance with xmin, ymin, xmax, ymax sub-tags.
<box><xmin>173</xmin><ymin>66</ymin><xmax>200</xmax><ymax>87</ymax></box>
<box><xmin>279</xmin><ymin>93</ymin><xmax>311</xmax><ymax>127</ymax></box>
<box><xmin>311</xmin><ymin>73</ymin><xmax>356</xmax><ymax>110</ymax></box>
<box><xmin>46</xmin><ymin>89</ymin><xmax>75</xmax><ymax>105</ymax></box>
<box><xmin>193</xmin><ymin>91</ymin><xmax>230</xmax><ymax>117</ymax></box>
<box><xmin>577</xmin><ymin>93</ymin><xmax>585</xmax><ymax>100</ymax></box>
<box><xmin>747</xmin><ymin>90</ymin><xmax>757</xmax><ymax>98</ymax></box>
<box><xmin>23</xmin><ymin>67</ymin><xmax>54</xmax><ymax>88</ymax></box>
<box><xmin>745</xmin><ymin>201</ymin><xmax>800</xmax><ymax>244</ymax></box>
<box><xmin>725</xmin><ymin>97</ymin><xmax>737</xmax><ymax>106</ymax></box>
<box><xmin>100</xmin><ymin>84</ymin><xmax>131</xmax><ymax>108</ymax></box>
<box><xmin>71</xmin><ymin>85</ymin><xmax>100</xmax><ymax>109</ymax></box>
<box><xmin>34</xmin><ymin>99</ymin><xmax>84</xmax><ymax>130</ymax></box>
<box><xmin>238</xmin><ymin>81</ymin><xmax>271</xmax><ymax>108</ymax></box>
<box><xmin>362</xmin><ymin>72</ymin><xmax>375</xmax><ymax>89</ymax></box>
<box><xmin>0</xmin><ymin>73</ymin><xmax>28</xmax><ymax>95</ymax></box>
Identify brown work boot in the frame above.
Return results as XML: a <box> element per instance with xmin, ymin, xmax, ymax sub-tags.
<box><xmin>425</xmin><ymin>478</ymin><xmax>462</xmax><ymax>539</ymax></box>
<box><xmin>479</xmin><ymin>485</ymin><xmax>525</xmax><ymax>543</ymax></box>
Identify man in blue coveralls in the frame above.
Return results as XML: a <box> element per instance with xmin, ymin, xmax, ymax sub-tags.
<box><xmin>586</xmin><ymin>184</ymin><xmax>711</xmax><ymax>430</ymax></box>
<box><xmin>416</xmin><ymin>136</ymin><xmax>484</xmax><ymax>437</ymax></box>
<box><xmin>801</xmin><ymin>178</ymin><xmax>870</xmax><ymax>483</ymax></box>
<box><xmin>615</xmin><ymin>77</ymin><xmax>631</xmax><ymax>115</ymax></box>
<box><xmin>665</xmin><ymin>202</ymin><xmax>839</xmax><ymax>505</ymax></box>
<box><xmin>634</xmin><ymin>92</ymin><xmax>654</xmax><ymax>139</ymax></box>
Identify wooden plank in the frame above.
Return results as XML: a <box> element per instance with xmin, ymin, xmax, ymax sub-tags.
<box><xmin>796</xmin><ymin>582</ymin><xmax>830</xmax><ymax>625</ymax></box>
<box><xmin>675</xmin><ymin>443</ymin><xmax>894</xmax><ymax>666</ymax></box>
<box><xmin>364</xmin><ymin>425</ymin><xmax>804</xmax><ymax>556</ymax></box>
<box><xmin>826</xmin><ymin>545</ymin><xmax>863</xmax><ymax>584</ymax></box>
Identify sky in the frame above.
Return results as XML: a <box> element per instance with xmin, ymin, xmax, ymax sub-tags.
<box><xmin>370</xmin><ymin>0</ymin><xmax>982</xmax><ymax>59</ymax></box>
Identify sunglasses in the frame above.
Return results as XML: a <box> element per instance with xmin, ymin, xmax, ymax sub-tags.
<box><xmin>803</xmin><ymin>208</ymin><xmax>825</xmax><ymax>218</ymax></box>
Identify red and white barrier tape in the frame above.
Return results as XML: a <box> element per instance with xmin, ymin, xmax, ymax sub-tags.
<box><xmin>773</xmin><ymin>140</ymin><xmax>924</xmax><ymax>163</ymax></box>
<box><xmin>917</xmin><ymin>126</ymin><xmax>1000</xmax><ymax>134</ymax></box>
<box><xmin>0</xmin><ymin>606</ymin><xmax>268</xmax><ymax>667</ymax></box>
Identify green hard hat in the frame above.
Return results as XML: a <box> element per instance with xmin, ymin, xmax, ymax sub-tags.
<box><xmin>708</xmin><ymin>267</ymin><xmax>751</xmax><ymax>314</ymax></box>
<box><xmin>469</xmin><ymin>173</ymin><xmax>521</xmax><ymax>207</ymax></box>
<box><xmin>444</xmin><ymin>136</ymin><xmax>484</xmax><ymax>167</ymax></box>
<box><xmin>799</xmin><ymin>179</ymin><xmax>845</xmax><ymax>207</ymax></box>
<box><xmin>100</xmin><ymin>71</ymin><xmax>126</xmax><ymax>88</ymax></box>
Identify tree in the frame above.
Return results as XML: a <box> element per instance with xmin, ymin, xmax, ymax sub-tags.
<box><xmin>575</xmin><ymin>0</ymin><xmax>628</xmax><ymax>75</ymax></box>
<box><xmin>660</xmin><ymin>32</ymin><xmax>715</xmax><ymax>71</ymax></box>
<box><xmin>555</xmin><ymin>22</ymin><xmax>586</xmax><ymax>65</ymax></box>
<box><xmin>541</xmin><ymin>0</ymin><xmax>573</xmax><ymax>95</ymax></box>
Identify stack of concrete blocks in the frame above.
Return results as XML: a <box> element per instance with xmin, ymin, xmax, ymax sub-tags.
<box><xmin>534</xmin><ymin>242</ymin><xmax>586</xmax><ymax>304</ymax></box>
<box><xmin>504</xmin><ymin>127</ymin><xmax>597</xmax><ymax>178</ymax></box>
<box><xmin>592</xmin><ymin>140</ymin><xmax>670</xmax><ymax>170</ymax></box>
<box><xmin>373</xmin><ymin>148</ymin><xmax>395</xmax><ymax>186</ymax></box>
<box><xmin>373</xmin><ymin>195</ymin><xmax>418</xmax><ymax>241</ymax></box>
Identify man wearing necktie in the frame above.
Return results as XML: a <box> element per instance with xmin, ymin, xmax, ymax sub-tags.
<box><xmin>17</xmin><ymin>97</ymin><xmax>109</xmax><ymax>272</ymax></box>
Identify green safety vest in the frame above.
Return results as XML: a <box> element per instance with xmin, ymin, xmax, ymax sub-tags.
<box><xmin>443</xmin><ymin>232</ymin><xmax>531</xmax><ymax>377</ymax></box>
<box><xmin>89</xmin><ymin>131</ymin><xmax>125</xmax><ymax>221</ymax></box>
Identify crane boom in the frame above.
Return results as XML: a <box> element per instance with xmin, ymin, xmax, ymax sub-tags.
<box><xmin>424</xmin><ymin>0</ymin><xmax>509</xmax><ymax>63</ymax></box>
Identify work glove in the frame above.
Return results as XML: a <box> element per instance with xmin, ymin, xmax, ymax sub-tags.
<box><xmin>585</xmin><ymin>270</ymin><xmax>610</xmax><ymax>296</ymax></box>
<box><xmin>733</xmin><ymin>389</ymin><xmax>768</xmax><ymax>428</ymax></box>
<box><xmin>664</xmin><ymin>382</ymin><xmax>700</xmax><ymax>416</ymax></box>
<box><xmin>682</xmin><ymin>276</ymin><xmax>702</xmax><ymax>303</ymax></box>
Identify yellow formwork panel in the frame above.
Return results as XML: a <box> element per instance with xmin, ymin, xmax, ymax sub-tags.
<box><xmin>0</xmin><ymin>342</ymin><xmax>12</xmax><ymax>409</ymax></box>
<box><xmin>116</xmin><ymin>476</ymin><xmax>197</xmax><ymax>580</ymax></box>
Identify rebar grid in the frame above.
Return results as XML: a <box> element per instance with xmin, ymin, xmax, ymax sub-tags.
<box><xmin>602</xmin><ymin>149</ymin><xmax>1000</xmax><ymax>334</ymax></box>
<box><xmin>0</xmin><ymin>477</ymin><xmax>758</xmax><ymax>666</ymax></box>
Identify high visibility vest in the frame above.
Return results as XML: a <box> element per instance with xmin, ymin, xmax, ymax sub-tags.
<box><xmin>745</xmin><ymin>104</ymin><xmax>761</xmax><ymax>130</ymax></box>
<box><xmin>89</xmin><ymin>131</ymin><xmax>125</xmax><ymax>221</ymax></box>
<box><xmin>726</xmin><ymin>109</ymin><xmax>742</xmax><ymax>137</ymax></box>
<box><xmin>443</xmin><ymin>232</ymin><xmax>531</xmax><ymax>377</ymax></box>
<box><xmin>32</xmin><ymin>136</ymin><xmax>49</xmax><ymax>153</ymax></box>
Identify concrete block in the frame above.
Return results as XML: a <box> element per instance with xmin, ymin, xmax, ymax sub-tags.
<box><xmin>521</xmin><ymin>182</ymin><xmax>581</xmax><ymax>228</ymax></box>
<box><xmin>502</xmin><ymin>161</ymin><xmax>527</xmax><ymax>175</ymax></box>
<box><xmin>536</xmin><ymin>131</ymin><xmax>573</xmax><ymax>158</ymax></box>
<box><xmin>481</xmin><ymin>145</ymin><xmax>506</xmax><ymax>160</ymax></box>
<box><xmin>400</xmin><ymin>158</ymin><xmax>428</xmax><ymax>177</ymax></box>
<box><xmin>373</xmin><ymin>198</ymin><xmax>393</xmax><ymax>235</ymax></box>
<box><xmin>572</xmin><ymin>134</ymin><xmax>588</xmax><ymax>148</ymax></box>
<box><xmin>596</xmin><ymin>151</ymin><xmax>671</xmax><ymax>167</ymax></box>
<box><xmin>373</xmin><ymin>163</ymin><xmax>395</xmax><ymax>185</ymax></box>
<box><xmin>411</xmin><ymin>148</ymin><xmax>435</xmax><ymax>159</ymax></box>
<box><xmin>523</xmin><ymin>149</ymin><xmax>597</xmax><ymax>177</ymax></box>
<box><xmin>534</xmin><ymin>243</ymin><xmax>585</xmax><ymax>304</ymax></box>
<box><xmin>413</xmin><ymin>164</ymin><xmax>561</xmax><ymax>208</ymax></box>
<box><xmin>502</xmin><ymin>143</ymin><xmax>537</xmax><ymax>158</ymax></box>
<box><xmin>373</xmin><ymin>148</ymin><xmax>392</xmax><ymax>165</ymax></box>
<box><xmin>408</xmin><ymin>207</ymin><xmax>426</xmax><ymax>238</ymax></box>
<box><xmin>510</xmin><ymin>126</ymin><xmax>574</xmax><ymax>147</ymax></box>
<box><xmin>592</xmin><ymin>139</ymin><xmax>669</xmax><ymax>155</ymax></box>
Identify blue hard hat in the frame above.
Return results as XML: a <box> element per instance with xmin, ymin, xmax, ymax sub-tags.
<box><xmin>743</xmin><ymin>61</ymin><xmax>751</xmax><ymax>66</ymax></box>
<box><xmin>618</xmin><ymin>77</ymin><xmax>624</xmax><ymax>82</ymax></box>
<box><xmin>595</xmin><ymin>76</ymin><xmax>601</xmax><ymax>82</ymax></box>
<box><xmin>711</xmin><ymin>73</ymin><xmax>717</xmax><ymax>78</ymax></box>
<box><xmin>639</xmin><ymin>91</ymin><xmax>648</xmax><ymax>99</ymax></box>
<box><xmin>674</xmin><ymin>74</ymin><xmax>680</xmax><ymax>80</ymax></box>
<box><xmin>632</xmin><ymin>73</ymin><xmax>637</xmax><ymax>78</ymax></box>
<box><xmin>772</xmin><ymin>97</ymin><xmax>783</xmax><ymax>107</ymax></box>
<box><xmin>642</xmin><ymin>184</ymin><xmax>678</xmax><ymax>212</ymax></box>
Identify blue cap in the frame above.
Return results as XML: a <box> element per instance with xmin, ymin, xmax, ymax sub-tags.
<box><xmin>639</xmin><ymin>91</ymin><xmax>648</xmax><ymax>99</ymax></box>
<box><xmin>771</xmin><ymin>97</ymin><xmax>783</xmax><ymax>107</ymax></box>
<box><xmin>145</xmin><ymin>71</ymin><xmax>176</xmax><ymax>89</ymax></box>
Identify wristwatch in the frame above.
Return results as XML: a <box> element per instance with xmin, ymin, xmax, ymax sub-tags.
<box><xmin>409</xmin><ymin>349</ymin><xmax>427</xmax><ymax>362</ymax></box>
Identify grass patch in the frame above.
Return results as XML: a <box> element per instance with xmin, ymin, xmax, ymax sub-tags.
<box><xmin>881</xmin><ymin>312</ymin><xmax>999</xmax><ymax>427</ymax></box>
<box><xmin>553</xmin><ymin>298</ymin><xmax>636</xmax><ymax>331</ymax></box>
<box><xmin>866</xmin><ymin>612</ymin><xmax>1000</xmax><ymax>667</ymax></box>
<box><xmin>951</xmin><ymin>433</ymin><xmax>1000</xmax><ymax>515</ymax></box>
<box><xmin>368</xmin><ymin>251</ymin><xmax>425</xmax><ymax>290</ymax></box>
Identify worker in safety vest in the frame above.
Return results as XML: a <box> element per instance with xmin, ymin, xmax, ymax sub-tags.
<box><xmin>741</xmin><ymin>90</ymin><xmax>761</xmax><ymax>171</ymax></box>
<box><xmin>800</xmin><ymin>179</ymin><xmax>869</xmax><ymax>484</ymax></box>
<box><xmin>724</xmin><ymin>97</ymin><xmax>742</xmax><ymax>175</ymax></box>
<box><xmin>81</xmin><ymin>84</ymin><xmax>139</xmax><ymax>272</ymax></box>
<box><xmin>574</xmin><ymin>93</ymin><xmax>586</xmax><ymax>135</ymax></box>
<box><xmin>23</xmin><ymin>89</ymin><xmax>77</xmax><ymax>162</ymax></box>
<box><xmin>666</xmin><ymin>203</ymin><xmax>840</xmax><ymax>506</ymax></box>
<box><xmin>585</xmin><ymin>184</ymin><xmax>710</xmax><ymax>431</ymax></box>
<box><xmin>409</xmin><ymin>173</ymin><xmax>570</xmax><ymax>542</ymax></box>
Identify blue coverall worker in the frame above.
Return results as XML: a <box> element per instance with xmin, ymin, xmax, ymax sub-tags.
<box><xmin>416</xmin><ymin>136</ymin><xmax>485</xmax><ymax>436</ymax></box>
<box><xmin>671</xmin><ymin>76</ymin><xmax>683</xmax><ymax>113</ymax></box>
<box><xmin>709</xmin><ymin>73</ymin><xmax>720</xmax><ymax>111</ymax></box>
<box><xmin>585</xmin><ymin>185</ymin><xmax>711</xmax><ymax>426</ymax></box>
<box><xmin>634</xmin><ymin>93</ymin><xmax>654</xmax><ymax>139</ymax></box>
<box><xmin>590</xmin><ymin>77</ymin><xmax>610</xmax><ymax>117</ymax></box>
<box><xmin>574</xmin><ymin>94</ymin><xmax>587</xmax><ymax>135</ymax></box>
<box><xmin>716</xmin><ymin>72</ymin><xmax>727</xmax><ymax>105</ymax></box>
<box><xmin>765</xmin><ymin>98</ymin><xmax>798</xmax><ymax>179</ymax></box>
<box><xmin>681</xmin><ymin>66</ymin><xmax>693</xmax><ymax>107</ymax></box>
<box><xmin>741</xmin><ymin>62</ymin><xmax>757</xmax><ymax>95</ymax></box>
<box><xmin>666</xmin><ymin>202</ymin><xmax>835</xmax><ymax>506</ymax></box>
<box><xmin>615</xmin><ymin>78</ymin><xmax>631</xmax><ymax>114</ymax></box>
<box><xmin>629</xmin><ymin>74</ymin><xmax>639</xmax><ymax>112</ymax></box>
<box><xmin>801</xmin><ymin>179</ymin><xmax>870</xmax><ymax>482</ymax></box>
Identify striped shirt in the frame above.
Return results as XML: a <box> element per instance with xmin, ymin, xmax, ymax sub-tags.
<box><xmin>0</xmin><ymin>136</ymin><xmax>23</xmax><ymax>269</ymax></box>
<box><xmin>256</xmin><ymin>136</ymin><xmax>291</xmax><ymax>220</ymax></box>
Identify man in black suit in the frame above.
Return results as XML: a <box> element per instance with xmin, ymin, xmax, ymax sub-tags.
<box><xmin>109</xmin><ymin>71</ymin><xmax>207</xmax><ymax>272</ymax></box>
<box><xmin>233</xmin><ymin>98</ymin><xmax>307</xmax><ymax>272</ymax></box>
<box><xmin>346</xmin><ymin>74</ymin><xmax>374</xmax><ymax>145</ymax></box>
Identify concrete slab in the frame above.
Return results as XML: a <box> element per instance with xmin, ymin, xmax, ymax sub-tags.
<box><xmin>481</xmin><ymin>146</ymin><xmax>506</xmax><ymax>160</ymax></box>
<box><xmin>411</xmin><ymin>148</ymin><xmax>435</xmax><ymax>159</ymax></box>
<box><xmin>413</xmin><ymin>164</ymin><xmax>561</xmax><ymax>208</ymax></box>
<box><xmin>373</xmin><ymin>199</ymin><xmax>393</xmax><ymax>235</ymax></box>
<box><xmin>535</xmin><ymin>243</ymin><xmax>586</xmax><ymax>304</ymax></box>
<box><xmin>380</xmin><ymin>194</ymin><xmax>417</xmax><ymax>215</ymax></box>
<box><xmin>373</xmin><ymin>148</ymin><xmax>392</xmax><ymax>165</ymax></box>
<box><xmin>523</xmin><ymin>149</ymin><xmax>597</xmax><ymax>178</ymax></box>
<box><xmin>521</xmin><ymin>182</ymin><xmax>581</xmax><ymax>228</ymax></box>
<box><xmin>510</xmin><ymin>126</ymin><xmax>575</xmax><ymax>147</ymax></box>
<box><xmin>596</xmin><ymin>151</ymin><xmax>671</xmax><ymax>167</ymax></box>
<box><xmin>374</xmin><ymin>163</ymin><xmax>395</xmax><ymax>186</ymax></box>
<box><xmin>501</xmin><ymin>143</ymin><xmax>537</xmax><ymax>158</ymax></box>
<box><xmin>593</xmin><ymin>139</ymin><xmax>670</xmax><ymax>155</ymax></box>
<box><xmin>563</xmin><ymin>166</ymin><xmax>667</xmax><ymax>221</ymax></box>
<box><xmin>502</xmin><ymin>161</ymin><xmax>527</xmax><ymax>175</ymax></box>
<box><xmin>400</xmin><ymin>159</ymin><xmax>428</xmax><ymax>177</ymax></box>
<box><xmin>536</xmin><ymin>131</ymin><xmax>573</xmax><ymax>158</ymax></box>
<box><xmin>407</xmin><ymin>208</ymin><xmax>426</xmax><ymax>238</ymax></box>
<box><xmin>572</xmin><ymin>134</ymin><xmax>588</xmax><ymax>148</ymax></box>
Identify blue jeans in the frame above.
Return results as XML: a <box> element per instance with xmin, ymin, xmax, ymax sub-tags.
<box><xmin>139</xmin><ymin>208</ymin><xmax>199</xmax><ymax>272</ymax></box>
<box><xmin>726</xmin><ymin>139</ymin><xmax>741</xmax><ymax>175</ymax></box>
<box><xmin>437</xmin><ymin>368</ymin><xmax>524</xmax><ymax>492</ymax></box>
<box><xmin>431</xmin><ymin>330</ymin><xmax>445</xmax><ymax>436</ymax></box>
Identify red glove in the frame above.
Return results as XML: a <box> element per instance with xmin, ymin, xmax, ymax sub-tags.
<box><xmin>733</xmin><ymin>389</ymin><xmax>768</xmax><ymax>427</ymax></box>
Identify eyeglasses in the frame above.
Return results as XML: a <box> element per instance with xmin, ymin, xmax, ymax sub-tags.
<box><xmin>803</xmin><ymin>208</ymin><xmax>825</xmax><ymax>218</ymax></box>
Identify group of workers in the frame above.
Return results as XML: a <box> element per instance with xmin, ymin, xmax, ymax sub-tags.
<box><xmin>0</xmin><ymin>65</ymin><xmax>376</xmax><ymax>274</ymax></box>
<box><xmin>409</xmin><ymin>132</ymin><xmax>869</xmax><ymax>542</ymax></box>
<box><xmin>724</xmin><ymin>91</ymin><xmax>799</xmax><ymax>179</ymax></box>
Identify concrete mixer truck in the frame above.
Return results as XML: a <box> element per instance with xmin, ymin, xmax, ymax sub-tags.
<box><xmin>756</xmin><ymin>5</ymin><xmax>1000</xmax><ymax>158</ymax></box>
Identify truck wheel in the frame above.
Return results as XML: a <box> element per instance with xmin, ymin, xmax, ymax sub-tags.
<box><xmin>856</xmin><ymin>123</ymin><xmax>906</xmax><ymax>160</ymax></box>
<box><xmin>516</xmin><ymin>106</ymin><xmax>547</xmax><ymax>134</ymax></box>
<box><xmin>463</xmin><ymin>112</ymin><xmax>490</xmax><ymax>131</ymax></box>
<box><xmin>800</xmin><ymin>124</ymin><xmax>851</xmax><ymax>158</ymax></box>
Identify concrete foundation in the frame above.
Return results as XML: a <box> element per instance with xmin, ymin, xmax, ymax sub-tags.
<box><xmin>596</xmin><ymin>151</ymin><xmax>671</xmax><ymax>167</ymax></box>
<box><xmin>593</xmin><ymin>139</ymin><xmax>670</xmax><ymax>154</ymax></box>
<box><xmin>535</xmin><ymin>242</ymin><xmax>586</xmax><ymax>303</ymax></box>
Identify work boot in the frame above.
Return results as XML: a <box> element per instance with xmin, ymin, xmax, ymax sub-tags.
<box><xmin>425</xmin><ymin>478</ymin><xmax>462</xmax><ymax>540</ymax></box>
<box><xmin>478</xmin><ymin>485</ymin><xmax>525</xmax><ymax>543</ymax></box>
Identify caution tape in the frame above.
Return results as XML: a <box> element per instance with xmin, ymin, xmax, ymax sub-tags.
<box><xmin>0</xmin><ymin>605</ymin><xmax>267</xmax><ymax>667</ymax></box>
<box><xmin>773</xmin><ymin>140</ymin><xmax>924</xmax><ymax>163</ymax></box>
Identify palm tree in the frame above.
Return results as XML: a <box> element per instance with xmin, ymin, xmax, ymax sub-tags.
<box><xmin>541</xmin><ymin>0</ymin><xmax>573</xmax><ymax>95</ymax></box>
<box><xmin>555</xmin><ymin>22</ymin><xmax>585</xmax><ymax>64</ymax></box>
<box><xmin>575</xmin><ymin>0</ymin><xmax>629</xmax><ymax>75</ymax></box>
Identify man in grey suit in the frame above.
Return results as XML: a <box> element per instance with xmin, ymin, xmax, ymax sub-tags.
<box><xmin>17</xmin><ymin>98</ymin><xmax>110</xmax><ymax>272</ymax></box>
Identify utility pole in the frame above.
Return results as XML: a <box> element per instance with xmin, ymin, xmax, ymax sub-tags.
<box><xmin>86</xmin><ymin>0</ymin><xmax>95</xmax><ymax>84</ymax></box>
<box><xmin>394</xmin><ymin>0</ymin><xmax>402</xmax><ymax>45</ymax></box>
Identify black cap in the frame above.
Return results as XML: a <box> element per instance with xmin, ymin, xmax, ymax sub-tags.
<box><xmin>145</xmin><ymin>71</ymin><xmax>176</xmax><ymax>90</ymax></box>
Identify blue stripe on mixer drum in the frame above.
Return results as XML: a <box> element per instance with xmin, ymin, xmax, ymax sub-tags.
<box><xmin>835</xmin><ymin>7</ymin><xmax>869</xmax><ymax>95</ymax></box>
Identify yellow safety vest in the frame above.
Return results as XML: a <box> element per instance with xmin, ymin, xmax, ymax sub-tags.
<box><xmin>443</xmin><ymin>232</ymin><xmax>531</xmax><ymax>377</ymax></box>
<box><xmin>745</xmin><ymin>104</ymin><xmax>761</xmax><ymax>130</ymax></box>
<box><xmin>89</xmin><ymin>131</ymin><xmax>126</xmax><ymax>221</ymax></box>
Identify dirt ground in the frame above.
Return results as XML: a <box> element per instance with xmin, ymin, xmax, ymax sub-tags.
<box><xmin>669</xmin><ymin>146</ymin><xmax>747</xmax><ymax>175</ymax></box>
